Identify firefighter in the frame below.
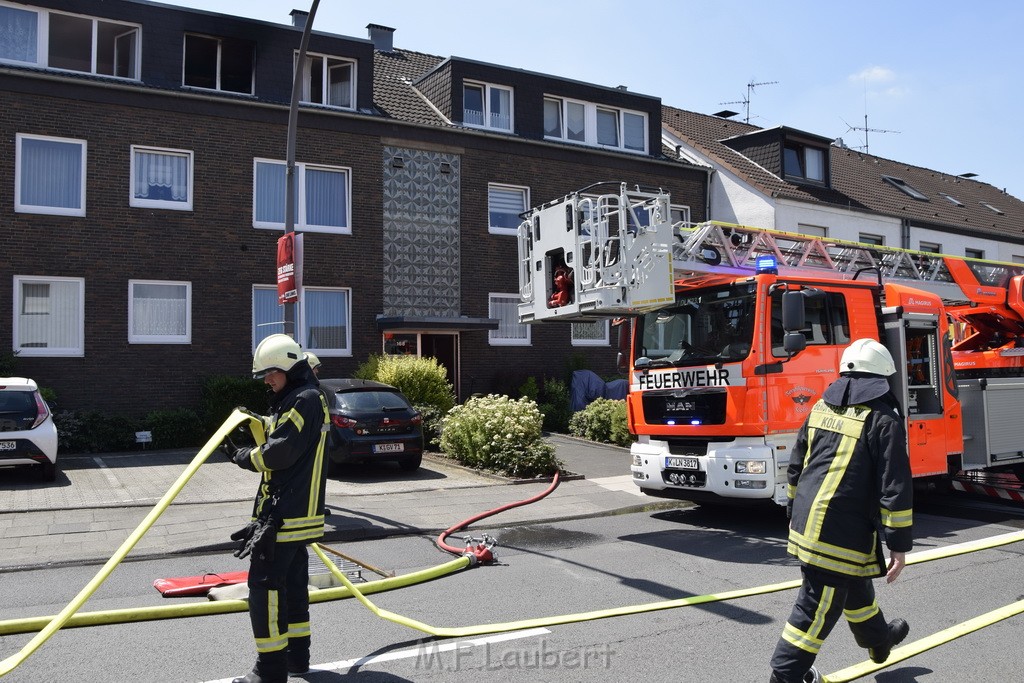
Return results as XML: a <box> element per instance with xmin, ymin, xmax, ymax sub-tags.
<box><xmin>305</xmin><ymin>351</ymin><xmax>321</xmax><ymax>376</ymax></box>
<box><xmin>769</xmin><ymin>338</ymin><xmax>912</xmax><ymax>683</ymax></box>
<box><xmin>224</xmin><ymin>334</ymin><xmax>330</xmax><ymax>683</ymax></box>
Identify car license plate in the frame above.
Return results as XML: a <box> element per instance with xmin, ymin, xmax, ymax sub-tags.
<box><xmin>0</xmin><ymin>441</ymin><xmax>15</xmax><ymax>451</ymax></box>
<box><xmin>373</xmin><ymin>443</ymin><xmax>404</xmax><ymax>454</ymax></box>
<box><xmin>666</xmin><ymin>456</ymin><xmax>698</xmax><ymax>469</ymax></box>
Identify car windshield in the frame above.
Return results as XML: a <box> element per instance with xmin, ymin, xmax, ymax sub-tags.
<box><xmin>336</xmin><ymin>390</ymin><xmax>411</xmax><ymax>412</ymax></box>
<box><xmin>635</xmin><ymin>283</ymin><xmax>756</xmax><ymax>367</ymax></box>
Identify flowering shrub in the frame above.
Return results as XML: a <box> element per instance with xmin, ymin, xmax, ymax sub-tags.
<box><xmin>568</xmin><ymin>398</ymin><xmax>633</xmax><ymax>447</ymax></box>
<box><xmin>440</xmin><ymin>394</ymin><xmax>560</xmax><ymax>478</ymax></box>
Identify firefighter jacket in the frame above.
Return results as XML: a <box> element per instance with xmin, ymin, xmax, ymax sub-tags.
<box><xmin>786</xmin><ymin>376</ymin><xmax>913</xmax><ymax>579</ymax></box>
<box><xmin>241</xmin><ymin>361</ymin><xmax>329</xmax><ymax>545</ymax></box>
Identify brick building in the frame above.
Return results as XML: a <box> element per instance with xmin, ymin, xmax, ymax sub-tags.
<box><xmin>0</xmin><ymin>0</ymin><xmax>708</xmax><ymax>414</ymax></box>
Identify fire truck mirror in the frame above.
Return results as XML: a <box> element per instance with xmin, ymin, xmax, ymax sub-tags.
<box><xmin>781</xmin><ymin>290</ymin><xmax>806</xmax><ymax>331</ymax></box>
<box><xmin>783</xmin><ymin>331</ymin><xmax>807</xmax><ymax>355</ymax></box>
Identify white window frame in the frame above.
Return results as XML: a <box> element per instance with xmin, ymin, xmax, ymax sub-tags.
<box><xmin>252</xmin><ymin>158</ymin><xmax>352</xmax><ymax>234</ymax></box>
<box><xmin>463</xmin><ymin>80</ymin><xmax>513</xmax><ymax>132</ymax></box>
<box><xmin>797</xmin><ymin>223</ymin><xmax>827</xmax><ymax>238</ymax></box>
<box><xmin>15</xmin><ymin>133</ymin><xmax>87</xmax><ymax>217</ymax></box>
<box><xmin>0</xmin><ymin>4</ymin><xmax>141</xmax><ymax>79</ymax></box>
<box><xmin>919</xmin><ymin>241</ymin><xmax>942</xmax><ymax>254</ymax></box>
<box><xmin>298</xmin><ymin>51</ymin><xmax>356</xmax><ymax>110</ymax></box>
<box><xmin>488</xmin><ymin>293</ymin><xmax>530</xmax><ymax>346</ymax></box>
<box><xmin>12</xmin><ymin>275</ymin><xmax>84</xmax><ymax>357</ymax></box>
<box><xmin>128</xmin><ymin>279</ymin><xmax>192</xmax><ymax>344</ymax></box>
<box><xmin>858</xmin><ymin>233</ymin><xmax>884</xmax><ymax>246</ymax></box>
<box><xmin>129</xmin><ymin>145</ymin><xmax>194</xmax><ymax>211</ymax></box>
<box><xmin>488</xmin><ymin>183</ymin><xmax>529</xmax><ymax>235</ymax></box>
<box><xmin>571</xmin><ymin>319</ymin><xmax>609</xmax><ymax>347</ymax></box>
<box><xmin>252</xmin><ymin>284</ymin><xmax>352</xmax><ymax>356</ymax></box>
<box><xmin>182</xmin><ymin>32</ymin><xmax>254</xmax><ymax>95</ymax></box>
<box><xmin>543</xmin><ymin>95</ymin><xmax>648</xmax><ymax>153</ymax></box>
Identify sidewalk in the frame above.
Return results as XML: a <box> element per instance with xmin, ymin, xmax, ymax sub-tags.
<box><xmin>0</xmin><ymin>436</ymin><xmax>688</xmax><ymax>571</ymax></box>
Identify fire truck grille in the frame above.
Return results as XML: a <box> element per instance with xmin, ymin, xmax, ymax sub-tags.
<box><xmin>641</xmin><ymin>390</ymin><xmax>727</xmax><ymax>425</ymax></box>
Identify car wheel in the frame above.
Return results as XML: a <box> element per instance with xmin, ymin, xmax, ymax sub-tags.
<box><xmin>398</xmin><ymin>452</ymin><xmax>422</xmax><ymax>472</ymax></box>
<box><xmin>40</xmin><ymin>460</ymin><xmax>57</xmax><ymax>482</ymax></box>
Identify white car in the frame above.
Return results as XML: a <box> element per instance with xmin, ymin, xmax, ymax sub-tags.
<box><xmin>0</xmin><ymin>377</ymin><xmax>58</xmax><ymax>481</ymax></box>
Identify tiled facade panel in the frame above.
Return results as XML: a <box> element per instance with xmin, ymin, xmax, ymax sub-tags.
<box><xmin>381</xmin><ymin>146</ymin><xmax>460</xmax><ymax>317</ymax></box>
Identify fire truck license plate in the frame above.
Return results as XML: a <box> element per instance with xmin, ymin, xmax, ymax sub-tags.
<box><xmin>0</xmin><ymin>441</ymin><xmax>16</xmax><ymax>451</ymax></box>
<box><xmin>666</xmin><ymin>456</ymin><xmax>698</xmax><ymax>469</ymax></box>
<box><xmin>373</xmin><ymin>443</ymin><xmax>404</xmax><ymax>454</ymax></box>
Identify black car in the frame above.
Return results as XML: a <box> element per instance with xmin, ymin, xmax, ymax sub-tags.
<box><xmin>320</xmin><ymin>379</ymin><xmax>423</xmax><ymax>473</ymax></box>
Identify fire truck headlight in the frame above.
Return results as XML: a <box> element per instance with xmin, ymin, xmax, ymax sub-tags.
<box><xmin>632</xmin><ymin>453</ymin><xmax>643</xmax><ymax>467</ymax></box>
<box><xmin>735</xmin><ymin>460</ymin><xmax>766</xmax><ymax>475</ymax></box>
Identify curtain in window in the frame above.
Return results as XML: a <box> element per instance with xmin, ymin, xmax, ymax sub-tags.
<box><xmin>304</xmin><ymin>289</ymin><xmax>347</xmax><ymax>350</ymax></box>
<box><xmin>253</xmin><ymin>287</ymin><xmax>285</xmax><ymax>347</ymax></box>
<box><xmin>0</xmin><ymin>6</ymin><xmax>37</xmax><ymax>63</ymax></box>
<box><xmin>132</xmin><ymin>283</ymin><xmax>187</xmax><ymax>336</ymax></box>
<box><xmin>572</xmin><ymin>320</ymin><xmax>606</xmax><ymax>342</ymax></box>
<box><xmin>328</xmin><ymin>61</ymin><xmax>352</xmax><ymax>107</ymax></box>
<box><xmin>20</xmin><ymin>138</ymin><xmax>82</xmax><ymax>209</ymax></box>
<box><xmin>489</xmin><ymin>186</ymin><xmax>525</xmax><ymax>229</ymax></box>
<box><xmin>18</xmin><ymin>280</ymin><xmax>80</xmax><ymax>350</ymax></box>
<box><xmin>489</xmin><ymin>88</ymin><xmax>510</xmax><ymax>130</ymax></box>
<box><xmin>490</xmin><ymin>296</ymin><xmax>526</xmax><ymax>341</ymax></box>
<box><xmin>255</xmin><ymin>162</ymin><xmax>289</xmax><ymax>224</ymax></box>
<box><xmin>596</xmin><ymin>109</ymin><xmax>619</xmax><ymax>147</ymax></box>
<box><xmin>623</xmin><ymin>112</ymin><xmax>645</xmax><ymax>151</ymax></box>
<box><xmin>567</xmin><ymin>102</ymin><xmax>586</xmax><ymax>141</ymax></box>
<box><xmin>463</xmin><ymin>85</ymin><xmax>484</xmax><ymax>126</ymax></box>
<box><xmin>543</xmin><ymin>99</ymin><xmax>562</xmax><ymax>137</ymax></box>
<box><xmin>305</xmin><ymin>168</ymin><xmax>347</xmax><ymax>228</ymax></box>
<box><xmin>134</xmin><ymin>151</ymin><xmax>189</xmax><ymax>202</ymax></box>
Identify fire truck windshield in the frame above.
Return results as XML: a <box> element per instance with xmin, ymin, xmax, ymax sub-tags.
<box><xmin>636</xmin><ymin>283</ymin><xmax>756</xmax><ymax>367</ymax></box>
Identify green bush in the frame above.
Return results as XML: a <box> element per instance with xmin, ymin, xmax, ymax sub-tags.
<box><xmin>0</xmin><ymin>350</ymin><xmax>17</xmax><ymax>377</ymax></box>
<box><xmin>569</xmin><ymin>398</ymin><xmax>633</xmax><ymax>447</ymax></box>
<box><xmin>415</xmin><ymin>403</ymin><xmax>445</xmax><ymax>451</ymax></box>
<box><xmin>538</xmin><ymin>377</ymin><xmax>572</xmax><ymax>433</ymax></box>
<box><xmin>440</xmin><ymin>394</ymin><xmax>560</xmax><ymax>478</ymax></box>
<box><xmin>367</xmin><ymin>355</ymin><xmax>456</xmax><ymax>415</ymax></box>
<box><xmin>199</xmin><ymin>375</ymin><xmax>268</xmax><ymax>434</ymax></box>
<box><xmin>145</xmin><ymin>408</ymin><xmax>205</xmax><ymax>448</ymax></box>
<box><xmin>54</xmin><ymin>410</ymin><xmax>140</xmax><ymax>454</ymax></box>
<box><xmin>517</xmin><ymin>376</ymin><xmax>539</xmax><ymax>401</ymax></box>
<box><xmin>353</xmin><ymin>354</ymin><xmax>382</xmax><ymax>381</ymax></box>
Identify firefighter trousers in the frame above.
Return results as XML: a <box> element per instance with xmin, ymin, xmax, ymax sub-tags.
<box><xmin>247</xmin><ymin>543</ymin><xmax>311</xmax><ymax>679</ymax></box>
<box><xmin>770</xmin><ymin>566</ymin><xmax>890</xmax><ymax>682</ymax></box>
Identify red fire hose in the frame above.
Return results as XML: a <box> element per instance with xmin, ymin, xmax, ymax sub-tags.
<box><xmin>436</xmin><ymin>471</ymin><xmax>561</xmax><ymax>564</ymax></box>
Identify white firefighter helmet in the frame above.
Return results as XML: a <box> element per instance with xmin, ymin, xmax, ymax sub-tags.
<box><xmin>839</xmin><ymin>338</ymin><xmax>896</xmax><ymax>376</ymax></box>
<box><xmin>305</xmin><ymin>351</ymin><xmax>321</xmax><ymax>370</ymax></box>
<box><xmin>252</xmin><ymin>334</ymin><xmax>304</xmax><ymax>378</ymax></box>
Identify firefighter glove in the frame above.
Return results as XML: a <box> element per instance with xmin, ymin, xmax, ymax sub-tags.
<box><xmin>232</xmin><ymin>446</ymin><xmax>254</xmax><ymax>470</ymax></box>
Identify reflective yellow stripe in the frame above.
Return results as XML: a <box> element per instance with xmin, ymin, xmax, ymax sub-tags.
<box><xmin>787</xmin><ymin>483</ymin><xmax>797</xmax><ymax>500</ymax></box>
<box><xmin>256</xmin><ymin>590</ymin><xmax>287</xmax><ymax>653</ymax></box>
<box><xmin>803</xmin><ymin>433</ymin><xmax>857</xmax><ymax>543</ymax></box>
<box><xmin>281</xmin><ymin>515</ymin><xmax>325</xmax><ymax>529</ymax></box>
<box><xmin>844</xmin><ymin>602</ymin><xmax>880</xmax><ymax>623</ymax></box>
<box><xmin>881</xmin><ymin>508</ymin><xmax>913</xmax><ymax>528</ymax></box>
<box><xmin>789</xmin><ymin>528</ymin><xmax>877</xmax><ymax>565</ymax></box>
<box><xmin>277</xmin><ymin>408</ymin><xmax>304</xmax><ymax>432</ymax></box>
<box><xmin>787</xmin><ymin>541</ymin><xmax>880</xmax><ymax>577</ymax></box>
<box><xmin>307</xmin><ymin>394</ymin><xmax>328</xmax><ymax>517</ymax></box>
<box><xmin>278</xmin><ymin>528</ymin><xmax>324</xmax><ymax>543</ymax></box>
<box><xmin>288</xmin><ymin>621</ymin><xmax>311</xmax><ymax>639</ymax></box>
<box><xmin>806</xmin><ymin>402</ymin><xmax>869</xmax><ymax>440</ymax></box>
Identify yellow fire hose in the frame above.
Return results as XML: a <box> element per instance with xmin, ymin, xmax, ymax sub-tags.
<box><xmin>0</xmin><ymin>409</ymin><xmax>264</xmax><ymax>678</ymax></box>
<box><xmin>314</xmin><ymin>529</ymin><xmax>1024</xmax><ymax>639</ymax></box>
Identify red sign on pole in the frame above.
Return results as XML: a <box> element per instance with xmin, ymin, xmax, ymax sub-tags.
<box><xmin>276</xmin><ymin>233</ymin><xmax>303</xmax><ymax>304</ymax></box>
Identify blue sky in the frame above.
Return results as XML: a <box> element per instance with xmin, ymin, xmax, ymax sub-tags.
<box><xmin>160</xmin><ymin>0</ymin><xmax>1024</xmax><ymax>200</ymax></box>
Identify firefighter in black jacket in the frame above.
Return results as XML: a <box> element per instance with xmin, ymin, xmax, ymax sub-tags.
<box><xmin>226</xmin><ymin>334</ymin><xmax>329</xmax><ymax>683</ymax></box>
<box><xmin>769</xmin><ymin>338</ymin><xmax>912</xmax><ymax>683</ymax></box>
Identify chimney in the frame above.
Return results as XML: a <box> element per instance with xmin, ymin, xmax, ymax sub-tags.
<box><xmin>367</xmin><ymin>23</ymin><xmax>395</xmax><ymax>52</ymax></box>
<box><xmin>289</xmin><ymin>9</ymin><xmax>308</xmax><ymax>29</ymax></box>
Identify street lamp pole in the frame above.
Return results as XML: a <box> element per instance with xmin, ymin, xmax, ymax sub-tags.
<box><xmin>283</xmin><ymin>0</ymin><xmax>320</xmax><ymax>339</ymax></box>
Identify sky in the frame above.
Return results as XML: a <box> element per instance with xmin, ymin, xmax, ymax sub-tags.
<box><xmin>159</xmin><ymin>0</ymin><xmax>1024</xmax><ymax>200</ymax></box>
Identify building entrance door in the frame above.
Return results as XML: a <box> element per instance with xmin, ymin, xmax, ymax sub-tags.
<box><xmin>382</xmin><ymin>332</ymin><xmax>460</xmax><ymax>397</ymax></box>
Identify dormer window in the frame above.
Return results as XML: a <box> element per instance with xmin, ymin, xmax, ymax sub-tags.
<box><xmin>463</xmin><ymin>81</ymin><xmax>512</xmax><ymax>132</ymax></box>
<box><xmin>183</xmin><ymin>33</ymin><xmax>254</xmax><ymax>94</ymax></box>
<box><xmin>299</xmin><ymin>53</ymin><xmax>355</xmax><ymax>109</ymax></box>
<box><xmin>882</xmin><ymin>175</ymin><xmax>928</xmax><ymax>201</ymax></box>
<box><xmin>543</xmin><ymin>96</ymin><xmax>647</xmax><ymax>153</ymax></box>
<box><xmin>783</xmin><ymin>143</ymin><xmax>825</xmax><ymax>183</ymax></box>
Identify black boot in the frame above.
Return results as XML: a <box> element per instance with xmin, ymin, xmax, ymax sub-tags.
<box><xmin>769</xmin><ymin>667</ymin><xmax>819</xmax><ymax>683</ymax></box>
<box><xmin>868</xmin><ymin>618</ymin><xmax>910</xmax><ymax>664</ymax></box>
<box><xmin>232</xmin><ymin>651</ymin><xmax>288</xmax><ymax>683</ymax></box>
<box><xmin>288</xmin><ymin>635</ymin><xmax>311</xmax><ymax>674</ymax></box>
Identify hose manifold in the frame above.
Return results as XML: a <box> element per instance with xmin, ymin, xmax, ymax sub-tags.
<box><xmin>463</xmin><ymin>534</ymin><xmax>497</xmax><ymax>565</ymax></box>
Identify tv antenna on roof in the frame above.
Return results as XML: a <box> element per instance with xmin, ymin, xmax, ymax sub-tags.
<box><xmin>841</xmin><ymin>113</ymin><xmax>900</xmax><ymax>154</ymax></box>
<box><xmin>719</xmin><ymin>78</ymin><xmax>778</xmax><ymax>124</ymax></box>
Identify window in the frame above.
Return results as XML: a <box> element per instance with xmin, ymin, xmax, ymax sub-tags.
<box><xmin>543</xmin><ymin>96</ymin><xmax>647</xmax><ymax>152</ymax></box>
<box><xmin>783</xmin><ymin>144</ymin><xmax>825</xmax><ymax>182</ymax></box>
<box><xmin>463</xmin><ymin>81</ymin><xmax>512</xmax><ymax>131</ymax></box>
<box><xmin>13</xmin><ymin>275</ymin><xmax>84</xmax><ymax>356</ymax></box>
<box><xmin>489</xmin><ymin>293</ymin><xmax>529</xmax><ymax>346</ymax></box>
<box><xmin>183</xmin><ymin>33</ymin><xmax>253</xmax><ymax>94</ymax></box>
<box><xmin>670</xmin><ymin>205</ymin><xmax>691</xmax><ymax>226</ymax></box>
<box><xmin>488</xmin><ymin>183</ymin><xmax>528</xmax><ymax>234</ymax></box>
<box><xmin>882</xmin><ymin>175</ymin><xmax>928</xmax><ymax>201</ymax></box>
<box><xmin>796</xmin><ymin>224</ymin><xmax>827</xmax><ymax>238</ymax></box>
<box><xmin>859</xmin><ymin>233</ymin><xmax>884</xmax><ymax>246</ymax></box>
<box><xmin>980</xmin><ymin>202</ymin><xmax>1005</xmax><ymax>215</ymax></box>
<box><xmin>0</xmin><ymin>5</ymin><xmax>140</xmax><ymax>79</ymax></box>
<box><xmin>1013</xmin><ymin>256</ymin><xmax>1024</xmax><ymax>265</ymax></box>
<box><xmin>252</xmin><ymin>285</ymin><xmax>351</xmax><ymax>355</ymax></box>
<box><xmin>919</xmin><ymin>241</ymin><xmax>942</xmax><ymax>254</ymax></box>
<box><xmin>253</xmin><ymin>159</ymin><xmax>351</xmax><ymax>233</ymax></box>
<box><xmin>965</xmin><ymin>248</ymin><xmax>985</xmax><ymax>260</ymax></box>
<box><xmin>300</xmin><ymin>53</ymin><xmax>355</xmax><ymax>109</ymax></box>
<box><xmin>16</xmin><ymin>133</ymin><xmax>86</xmax><ymax>216</ymax></box>
<box><xmin>940</xmin><ymin>193</ymin><xmax>965</xmax><ymax>207</ymax></box>
<box><xmin>571</xmin><ymin>320</ymin><xmax>609</xmax><ymax>346</ymax></box>
<box><xmin>770</xmin><ymin>290</ymin><xmax>849</xmax><ymax>357</ymax></box>
<box><xmin>129</xmin><ymin>280</ymin><xmax>191</xmax><ymax>344</ymax></box>
<box><xmin>130</xmin><ymin>146</ymin><xmax>193</xmax><ymax>210</ymax></box>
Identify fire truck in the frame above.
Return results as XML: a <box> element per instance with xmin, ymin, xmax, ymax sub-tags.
<box><xmin>517</xmin><ymin>182</ymin><xmax>1024</xmax><ymax>506</ymax></box>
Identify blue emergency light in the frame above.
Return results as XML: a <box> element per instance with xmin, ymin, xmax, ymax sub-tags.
<box><xmin>756</xmin><ymin>255</ymin><xmax>779</xmax><ymax>275</ymax></box>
